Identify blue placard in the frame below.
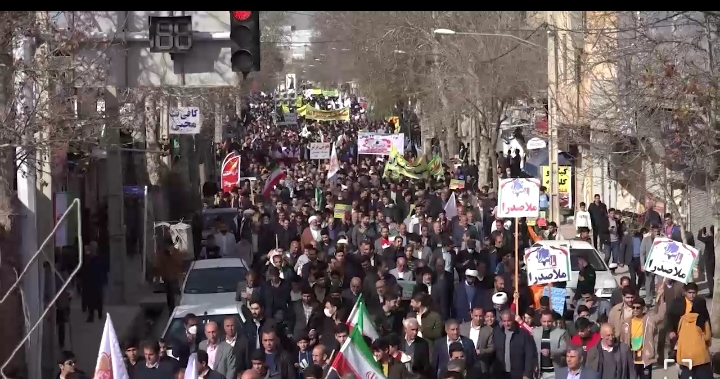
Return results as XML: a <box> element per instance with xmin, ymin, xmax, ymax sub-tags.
<box><xmin>542</xmin><ymin>287</ymin><xmax>566</xmax><ymax>316</ymax></box>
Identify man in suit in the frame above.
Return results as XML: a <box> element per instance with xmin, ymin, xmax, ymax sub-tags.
<box><xmin>459</xmin><ymin>307</ymin><xmax>494</xmax><ymax>374</ymax></box>
<box><xmin>453</xmin><ymin>269</ymin><xmax>484</xmax><ymax>322</ymax></box>
<box><xmin>199</xmin><ymin>321</ymin><xmax>236</xmax><ymax>379</ymax></box>
<box><xmin>400</xmin><ymin>318</ymin><xmax>431</xmax><ymax>377</ymax></box>
<box><xmin>555</xmin><ymin>346</ymin><xmax>599</xmax><ymax>379</ymax></box>
<box><xmin>389</xmin><ymin>256</ymin><xmax>414</xmax><ymax>282</ymax></box>
<box><xmin>195</xmin><ymin>350</ymin><xmax>226</xmax><ymax>379</ymax></box>
<box><xmin>172</xmin><ymin>313</ymin><xmax>199</xmax><ymax>368</ymax></box>
<box><xmin>222</xmin><ymin>316</ymin><xmax>250</xmax><ymax>377</ymax></box>
<box><xmin>289</xmin><ymin>285</ymin><xmax>322</xmax><ymax>339</ymax></box>
<box><xmin>532</xmin><ymin>310</ymin><xmax>568</xmax><ymax>379</ymax></box>
<box><xmin>432</xmin><ymin>319</ymin><xmax>476</xmax><ymax>377</ymax></box>
<box><xmin>341</xmin><ymin>277</ymin><xmax>362</xmax><ymax>305</ymax></box>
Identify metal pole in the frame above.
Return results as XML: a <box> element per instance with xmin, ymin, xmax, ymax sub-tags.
<box><xmin>547</xmin><ymin>12</ymin><xmax>561</xmax><ymax>223</ymax></box>
<box><xmin>103</xmin><ymin>86</ymin><xmax>127</xmax><ymax>304</ymax></box>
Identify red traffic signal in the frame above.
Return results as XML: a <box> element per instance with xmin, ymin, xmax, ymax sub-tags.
<box><xmin>232</xmin><ymin>11</ymin><xmax>252</xmax><ymax>21</ymax></box>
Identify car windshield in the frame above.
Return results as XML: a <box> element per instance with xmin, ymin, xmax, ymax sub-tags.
<box><xmin>183</xmin><ymin>267</ymin><xmax>247</xmax><ymax>294</ymax></box>
<box><xmin>202</xmin><ymin>212</ymin><xmax>238</xmax><ymax>232</ymax></box>
<box><xmin>163</xmin><ymin>313</ymin><xmax>241</xmax><ymax>348</ymax></box>
<box><xmin>569</xmin><ymin>248</ymin><xmax>607</xmax><ymax>271</ymax></box>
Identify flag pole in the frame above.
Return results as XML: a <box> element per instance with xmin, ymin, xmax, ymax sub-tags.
<box><xmin>514</xmin><ymin>218</ymin><xmax>520</xmax><ymax>306</ymax></box>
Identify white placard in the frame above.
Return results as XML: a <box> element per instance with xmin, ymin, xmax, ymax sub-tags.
<box><xmin>357</xmin><ymin>132</ymin><xmax>405</xmax><ymax>155</ymax></box>
<box><xmin>524</xmin><ymin>245</ymin><xmax>571</xmax><ymax>285</ymax></box>
<box><xmin>497</xmin><ymin>178</ymin><xmax>541</xmax><ymax>218</ymax></box>
<box><xmin>309</xmin><ymin>142</ymin><xmax>331</xmax><ymax>160</ymax></box>
<box><xmin>277</xmin><ymin>112</ymin><xmax>297</xmax><ymax>126</ymax></box>
<box><xmin>169</xmin><ymin>107</ymin><xmax>201</xmax><ymax>134</ymax></box>
<box><xmin>643</xmin><ymin>237</ymin><xmax>699</xmax><ymax>283</ymax></box>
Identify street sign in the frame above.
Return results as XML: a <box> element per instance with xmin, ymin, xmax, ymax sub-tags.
<box><xmin>169</xmin><ymin>107</ymin><xmax>201</xmax><ymax>134</ymax></box>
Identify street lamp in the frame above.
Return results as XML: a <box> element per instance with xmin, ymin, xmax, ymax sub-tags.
<box><xmin>432</xmin><ymin>28</ymin><xmax>546</xmax><ymax>50</ymax></box>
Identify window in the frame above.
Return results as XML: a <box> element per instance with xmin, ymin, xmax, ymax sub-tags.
<box><xmin>569</xmin><ymin>248</ymin><xmax>608</xmax><ymax>271</ymax></box>
<box><xmin>183</xmin><ymin>267</ymin><xmax>248</xmax><ymax>294</ymax></box>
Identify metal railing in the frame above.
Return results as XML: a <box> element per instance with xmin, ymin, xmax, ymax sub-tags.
<box><xmin>0</xmin><ymin>198</ymin><xmax>83</xmax><ymax>379</ymax></box>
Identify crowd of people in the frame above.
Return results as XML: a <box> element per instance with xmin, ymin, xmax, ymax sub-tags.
<box><xmin>55</xmin><ymin>88</ymin><xmax>716</xmax><ymax>379</ymax></box>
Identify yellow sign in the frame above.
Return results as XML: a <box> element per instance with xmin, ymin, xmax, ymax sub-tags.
<box><xmin>297</xmin><ymin>105</ymin><xmax>350</xmax><ymax>121</ymax></box>
<box><xmin>334</xmin><ymin>203</ymin><xmax>351</xmax><ymax>219</ymax></box>
<box><xmin>541</xmin><ymin>166</ymin><xmax>573</xmax><ymax>208</ymax></box>
<box><xmin>308</xmin><ymin>88</ymin><xmax>339</xmax><ymax>97</ymax></box>
<box><xmin>449</xmin><ymin>179</ymin><xmax>465</xmax><ymax>190</ymax></box>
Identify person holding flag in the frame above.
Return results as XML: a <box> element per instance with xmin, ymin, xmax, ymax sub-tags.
<box><xmin>346</xmin><ymin>294</ymin><xmax>380</xmax><ymax>341</ymax></box>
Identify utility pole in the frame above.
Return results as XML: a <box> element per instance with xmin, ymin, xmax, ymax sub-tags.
<box><xmin>102</xmin><ymin>86</ymin><xmax>127</xmax><ymax>304</ymax></box>
<box><xmin>547</xmin><ymin>11</ymin><xmax>561</xmax><ymax>223</ymax></box>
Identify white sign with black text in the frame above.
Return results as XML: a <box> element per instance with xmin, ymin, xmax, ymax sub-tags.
<box><xmin>309</xmin><ymin>142</ymin><xmax>331</xmax><ymax>160</ymax></box>
<box><xmin>169</xmin><ymin>107</ymin><xmax>201</xmax><ymax>134</ymax></box>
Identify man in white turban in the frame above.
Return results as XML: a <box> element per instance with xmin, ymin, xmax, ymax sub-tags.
<box><xmin>301</xmin><ymin>215</ymin><xmax>323</xmax><ymax>247</ymax></box>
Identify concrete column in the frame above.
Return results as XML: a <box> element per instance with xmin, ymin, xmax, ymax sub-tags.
<box><xmin>13</xmin><ymin>33</ymin><xmax>42</xmax><ymax>379</ymax></box>
<box><xmin>103</xmin><ymin>87</ymin><xmax>127</xmax><ymax>304</ymax></box>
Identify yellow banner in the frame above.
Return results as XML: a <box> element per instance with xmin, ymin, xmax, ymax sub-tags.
<box><xmin>334</xmin><ymin>203</ymin><xmax>351</xmax><ymax>219</ymax></box>
<box><xmin>299</xmin><ymin>105</ymin><xmax>350</xmax><ymax>121</ymax></box>
<box><xmin>541</xmin><ymin>166</ymin><xmax>573</xmax><ymax>208</ymax></box>
<box><xmin>309</xmin><ymin>88</ymin><xmax>339</xmax><ymax>97</ymax></box>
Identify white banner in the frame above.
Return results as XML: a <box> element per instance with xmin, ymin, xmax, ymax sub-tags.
<box><xmin>643</xmin><ymin>237</ymin><xmax>699</xmax><ymax>283</ymax></box>
<box><xmin>497</xmin><ymin>178</ymin><xmax>541</xmax><ymax>218</ymax></box>
<box><xmin>357</xmin><ymin>132</ymin><xmax>405</xmax><ymax>155</ymax></box>
<box><xmin>524</xmin><ymin>245</ymin><xmax>571</xmax><ymax>285</ymax></box>
<box><xmin>309</xmin><ymin>142</ymin><xmax>331</xmax><ymax>160</ymax></box>
<box><xmin>169</xmin><ymin>107</ymin><xmax>201</xmax><ymax>134</ymax></box>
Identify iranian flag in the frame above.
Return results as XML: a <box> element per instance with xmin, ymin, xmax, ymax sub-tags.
<box><xmin>347</xmin><ymin>295</ymin><xmax>379</xmax><ymax>341</ymax></box>
<box><xmin>330</xmin><ymin>325</ymin><xmax>386</xmax><ymax>379</ymax></box>
<box><xmin>262</xmin><ymin>162</ymin><xmax>287</xmax><ymax>197</ymax></box>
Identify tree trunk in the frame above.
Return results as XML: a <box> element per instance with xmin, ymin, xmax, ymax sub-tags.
<box><xmin>477</xmin><ymin>118</ymin><xmax>492</xmax><ymax>188</ymax></box>
<box><xmin>0</xmin><ymin>48</ymin><xmax>25</xmax><ymax>373</ymax></box>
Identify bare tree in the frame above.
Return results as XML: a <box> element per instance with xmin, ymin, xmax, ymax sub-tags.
<box><xmin>311</xmin><ymin>12</ymin><xmax>546</xmax><ymax>188</ymax></box>
<box><xmin>0</xmin><ymin>11</ymin><xmax>115</xmax><ymax>370</ymax></box>
<box><xmin>563</xmin><ymin>11</ymin><xmax>720</xmax><ymax>329</ymax></box>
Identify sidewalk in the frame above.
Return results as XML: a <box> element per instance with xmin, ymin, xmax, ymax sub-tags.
<box><xmin>63</xmin><ymin>254</ymin><xmax>164</xmax><ymax>372</ymax></box>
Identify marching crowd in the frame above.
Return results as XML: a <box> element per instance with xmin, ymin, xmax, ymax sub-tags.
<box><xmin>56</xmin><ymin>89</ymin><xmax>716</xmax><ymax>379</ymax></box>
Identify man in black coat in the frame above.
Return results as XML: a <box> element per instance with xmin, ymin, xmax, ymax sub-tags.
<box><xmin>195</xmin><ymin>350</ymin><xmax>225</xmax><ymax>379</ymax></box>
<box><xmin>171</xmin><ymin>314</ymin><xmax>199</xmax><ymax>368</ymax></box>
<box><xmin>492</xmin><ymin>310</ymin><xmax>537</xmax><ymax>379</ymax></box>
<box><xmin>258</xmin><ymin>326</ymin><xmax>297</xmax><ymax>379</ymax></box>
<box><xmin>587</xmin><ymin>194</ymin><xmax>608</xmax><ymax>249</ymax></box>
<box><xmin>400</xmin><ymin>318</ymin><xmax>431</xmax><ymax>377</ymax></box>
<box><xmin>432</xmin><ymin>319</ymin><xmax>476</xmax><ymax>377</ymax></box>
<box><xmin>134</xmin><ymin>340</ymin><xmax>176</xmax><ymax>379</ymax></box>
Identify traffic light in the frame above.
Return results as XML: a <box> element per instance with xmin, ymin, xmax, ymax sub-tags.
<box><xmin>229</xmin><ymin>11</ymin><xmax>261</xmax><ymax>75</ymax></box>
